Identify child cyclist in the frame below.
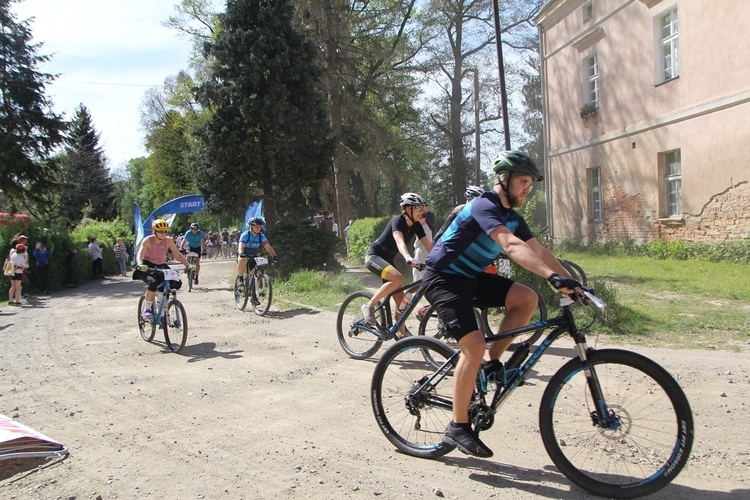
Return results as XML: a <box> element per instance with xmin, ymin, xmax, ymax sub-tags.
<box><xmin>135</xmin><ymin>219</ymin><xmax>195</xmax><ymax>319</ymax></box>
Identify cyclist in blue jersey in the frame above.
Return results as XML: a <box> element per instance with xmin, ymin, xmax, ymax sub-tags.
<box><xmin>422</xmin><ymin>151</ymin><xmax>581</xmax><ymax>458</ymax></box>
<box><xmin>237</xmin><ymin>217</ymin><xmax>278</xmax><ymax>279</ymax></box>
<box><xmin>360</xmin><ymin>193</ymin><xmax>433</xmax><ymax>327</ymax></box>
<box><xmin>180</xmin><ymin>222</ymin><xmax>206</xmax><ymax>284</ymax></box>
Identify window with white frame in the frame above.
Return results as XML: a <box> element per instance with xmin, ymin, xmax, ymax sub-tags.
<box><xmin>588</xmin><ymin>167</ymin><xmax>603</xmax><ymax>221</ymax></box>
<box><xmin>584</xmin><ymin>54</ymin><xmax>599</xmax><ymax>107</ymax></box>
<box><xmin>659</xmin><ymin>7</ymin><xmax>679</xmax><ymax>81</ymax></box>
<box><xmin>583</xmin><ymin>2</ymin><xmax>593</xmax><ymax>21</ymax></box>
<box><xmin>662</xmin><ymin>149</ymin><xmax>682</xmax><ymax>217</ymax></box>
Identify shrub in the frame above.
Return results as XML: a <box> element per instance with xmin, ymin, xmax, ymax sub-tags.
<box><xmin>267</xmin><ymin>221</ymin><xmax>343</xmax><ymax>280</ymax></box>
<box><xmin>346</xmin><ymin>216</ymin><xmax>390</xmax><ymax>262</ymax></box>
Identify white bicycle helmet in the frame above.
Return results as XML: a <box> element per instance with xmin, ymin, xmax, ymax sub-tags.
<box><xmin>464</xmin><ymin>186</ymin><xmax>484</xmax><ymax>199</ymax></box>
<box><xmin>399</xmin><ymin>192</ymin><xmax>427</xmax><ymax>207</ymax></box>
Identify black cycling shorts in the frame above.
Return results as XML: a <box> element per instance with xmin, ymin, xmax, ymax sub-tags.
<box><xmin>364</xmin><ymin>254</ymin><xmax>396</xmax><ymax>281</ymax></box>
<box><xmin>421</xmin><ymin>269</ymin><xmax>514</xmax><ymax>341</ymax></box>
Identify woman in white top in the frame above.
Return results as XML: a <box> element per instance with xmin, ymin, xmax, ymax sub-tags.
<box><xmin>8</xmin><ymin>243</ymin><xmax>28</xmax><ymax>305</ymax></box>
<box><xmin>88</xmin><ymin>237</ymin><xmax>104</xmax><ymax>278</ymax></box>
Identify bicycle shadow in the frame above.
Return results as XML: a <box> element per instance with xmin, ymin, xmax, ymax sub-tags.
<box><xmin>152</xmin><ymin>341</ymin><xmax>244</xmax><ymax>362</ymax></box>
<box><xmin>246</xmin><ymin>308</ymin><xmax>322</xmax><ymax>319</ymax></box>
<box><xmin>437</xmin><ymin>457</ymin><xmax>742</xmax><ymax>499</ymax></box>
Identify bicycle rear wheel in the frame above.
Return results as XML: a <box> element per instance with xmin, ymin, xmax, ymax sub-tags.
<box><xmin>163</xmin><ymin>298</ymin><xmax>188</xmax><ymax>353</ymax></box>
<box><xmin>480</xmin><ymin>287</ymin><xmax>548</xmax><ymax>349</ymax></box>
<box><xmin>371</xmin><ymin>336</ymin><xmax>458</xmax><ymax>458</ymax></box>
<box><xmin>336</xmin><ymin>291</ymin><xmax>384</xmax><ymax>359</ymax></box>
<box><xmin>137</xmin><ymin>296</ymin><xmax>156</xmax><ymax>342</ymax></box>
<box><xmin>540</xmin><ymin>349</ymin><xmax>693</xmax><ymax>498</ymax></box>
<box><xmin>234</xmin><ymin>275</ymin><xmax>248</xmax><ymax>310</ymax></box>
<box><xmin>250</xmin><ymin>272</ymin><xmax>272</xmax><ymax>316</ymax></box>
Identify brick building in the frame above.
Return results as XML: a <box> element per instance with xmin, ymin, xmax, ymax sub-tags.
<box><xmin>536</xmin><ymin>0</ymin><xmax>750</xmax><ymax>244</ymax></box>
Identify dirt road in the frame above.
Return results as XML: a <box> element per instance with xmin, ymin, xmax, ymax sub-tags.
<box><xmin>1</xmin><ymin>258</ymin><xmax>748</xmax><ymax>499</ymax></box>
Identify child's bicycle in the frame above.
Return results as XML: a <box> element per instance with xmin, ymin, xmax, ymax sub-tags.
<box><xmin>137</xmin><ymin>267</ymin><xmax>189</xmax><ymax>353</ymax></box>
<box><xmin>336</xmin><ymin>278</ymin><xmax>427</xmax><ymax>359</ymax></box>
<box><xmin>234</xmin><ymin>256</ymin><xmax>273</xmax><ymax>315</ymax></box>
<box><xmin>370</xmin><ymin>289</ymin><xmax>693</xmax><ymax>498</ymax></box>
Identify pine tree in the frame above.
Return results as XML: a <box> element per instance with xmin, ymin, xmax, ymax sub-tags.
<box><xmin>193</xmin><ymin>0</ymin><xmax>332</xmax><ymax>223</ymax></box>
<box><xmin>57</xmin><ymin>104</ymin><xmax>116</xmax><ymax>223</ymax></box>
<box><xmin>0</xmin><ymin>0</ymin><xmax>66</xmax><ymax>209</ymax></box>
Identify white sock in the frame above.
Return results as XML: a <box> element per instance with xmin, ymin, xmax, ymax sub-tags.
<box><xmin>143</xmin><ymin>301</ymin><xmax>153</xmax><ymax>313</ymax></box>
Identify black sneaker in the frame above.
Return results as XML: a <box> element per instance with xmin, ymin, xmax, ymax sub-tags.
<box><xmin>194</xmin><ymin>276</ymin><xmax>199</xmax><ymax>285</ymax></box>
<box><xmin>443</xmin><ymin>421</ymin><xmax>493</xmax><ymax>458</ymax></box>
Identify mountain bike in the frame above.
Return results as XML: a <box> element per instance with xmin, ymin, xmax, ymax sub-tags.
<box><xmin>234</xmin><ymin>257</ymin><xmax>273</xmax><ymax>315</ymax></box>
<box><xmin>370</xmin><ymin>290</ymin><xmax>693</xmax><ymax>498</ymax></box>
<box><xmin>137</xmin><ymin>268</ymin><xmax>188</xmax><ymax>353</ymax></box>
<box><xmin>336</xmin><ymin>278</ymin><xmax>427</xmax><ymax>360</ymax></box>
<box><xmin>184</xmin><ymin>251</ymin><xmax>200</xmax><ymax>292</ymax></box>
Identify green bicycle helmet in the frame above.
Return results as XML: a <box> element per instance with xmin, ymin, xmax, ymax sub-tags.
<box><xmin>492</xmin><ymin>151</ymin><xmax>544</xmax><ymax>182</ymax></box>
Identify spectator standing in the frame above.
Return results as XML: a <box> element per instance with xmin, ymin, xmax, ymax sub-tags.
<box><xmin>66</xmin><ymin>248</ymin><xmax>78</xmax><ymax>288</ymax></box>
<box><xmin>33</xmin><ymin>241</ymin><xmax>51</xmax><ymax>294</ymax></box>
<box><xmin>9</xmin><ymin>235</ymin><xmax>29</xmax><ymax>297</ymax></box>
<box><xmin>88</xmin><ymin>237</ymin><xmax>104</xmax><ymax>278</ymax></box>
<box><xmin>8</xmin><ymin>243</ymin><xmax>27</xmax><ymax>305</ymax></box>
<box><xmin>319</xmin><ymin>211</ymin><xmax>334</xmax><ymax>232</ymax></box>
<box><xmin>114</xmin><ymin>238</ymin><xmax>128</xmax><ymax>277</ymax></box>
<box><xmin>344</xmin><ymin>219</ymin><xmax>354</xmax><ymax>257</ymax></box>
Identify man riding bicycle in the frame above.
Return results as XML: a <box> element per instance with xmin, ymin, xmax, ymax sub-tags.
<box><xmin>422</xmin><ymin>151</ymin><xmax>581</xmax><ymax>458</ymax></box>
<box><xmin>180</xmin><ymin>222</ymin><xmax>206</xmax><ymax>284</ymax></box>
<box><xmin>360</xmin><ymin>193</ymin><xmax>434</xmax><ymax>329</ymax></box>
<box><xmin>135</xmin><ymin>219</ymin><xmax>194</xmax><ymax>320</ymax></box>
<box><xmin>237</xmin><ymin>217</ymin><xmax>278</xmax><ymax>280</ymax></box>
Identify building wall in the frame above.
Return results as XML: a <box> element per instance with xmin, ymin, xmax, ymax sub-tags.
<box><xmin>537</xmin><ymin>0</ymin><xmax>750</xmax><ymax>244</ymax></box>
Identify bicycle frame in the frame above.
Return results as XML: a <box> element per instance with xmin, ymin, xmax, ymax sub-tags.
<box><xmin>356</xmin><ymin>280</ymin><xmax>424</xmax><ymax>341</ymax></box>
<box><xmin>418</xmin><ymin>296</ymin><xmax>615</xmax><ymax>428</ymax></box>
<box><xmin>152</xmin><ymin>272</ymin><xmax>179</xmax><ymax>324</ymax></box>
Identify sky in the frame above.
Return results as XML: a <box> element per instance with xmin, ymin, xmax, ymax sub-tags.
<box><xmin>11</xmin><ymin>0</ymin><xmax>196</xmax><ymax>170</ymax></box>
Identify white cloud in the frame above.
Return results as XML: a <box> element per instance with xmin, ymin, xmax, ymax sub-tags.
<box><xmin>11</xmin><ymin>0</ymin><xmax>196</xmax><ymax>168</ymax></box>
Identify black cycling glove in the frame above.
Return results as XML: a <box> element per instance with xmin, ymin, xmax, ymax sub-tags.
<box><xmin>272</xmin><ymin>255</ymin><xmax>279</xmax><ymax>263</ymax></box>
<box><xmin>547</xmin><ymin>273</ymin><xmax>581</xmax><ymax>290</ymax></box>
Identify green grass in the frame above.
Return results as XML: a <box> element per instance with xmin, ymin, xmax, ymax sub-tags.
<box><xmin>274</xmin><ymin>269</ymin><xmax>363</xmax><ymax>311</ymax></box>
<box><xmin>559</xmin><ymin>251</ymin><xmax>750</xmax><ymax>350</ymax></box>
<box><xmin>273</xmin><ymin>253</ymin><xmax>750</xmax><ymax>351</ymax></box>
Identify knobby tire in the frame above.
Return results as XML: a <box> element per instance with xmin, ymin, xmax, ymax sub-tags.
<box><xmin>370</xmin><ymin>336</ymin><xmax>458</xmax><ymax>458</ymax></box>
<box><xmin>539</xmin><ymin>349</ymin><xmax>693</xmax><ymax>498</ymax></box>
<box><xmin>336</xmin><ymin>291</ymin><xmax>384</xmax><ymax>359</ymax></box>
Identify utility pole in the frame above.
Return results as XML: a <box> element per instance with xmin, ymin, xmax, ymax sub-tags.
<box><xmin>493</xmin><ymin>0</ymin><xmax>512</xmax><ymax>150</ymax></box>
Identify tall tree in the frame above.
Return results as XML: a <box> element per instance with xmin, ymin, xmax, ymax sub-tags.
<box><xmin>419</xmin><ymin>0</ymin><xmax>541</xmax><ymax>207</ymax></box>
<box><xmin>56</xmin><ymin>104</ymin><xmax>116</xmax><ymax>223</ymax></box>
<box><xmin>193</xmin><ymin>0</ymin><xmax>332</xmax><ymax>223</ymax></box>
<box><xmin>0</xmin><ymin>0</ymin><xmax>66</xmax><ymax>210</ymax></box>
<box><xmin>295</xmin><ymin>0</ymin><xmax>427</xmax><ymax>223</ymax></box>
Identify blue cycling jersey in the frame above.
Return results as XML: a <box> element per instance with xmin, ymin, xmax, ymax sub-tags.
<box><xmin>239</xmin><ymin>230</ymin><xmax>268</xmax><ymax>257</ymax></box>
<box><xmin>426</xmin><ymin>190</ymin><xmax>533</xmax><ymax>279</ymax></box>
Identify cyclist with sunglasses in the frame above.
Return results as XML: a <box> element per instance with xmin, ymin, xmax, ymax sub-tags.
<box><xmin>134</xmin><ymin>219</ymin><xmax>194</xmax><ymax>320</ymax></box>
<box><xmin>360</xmin><ymin>193</ymin><xmax>433</xmax><ymax>327</ymax></box>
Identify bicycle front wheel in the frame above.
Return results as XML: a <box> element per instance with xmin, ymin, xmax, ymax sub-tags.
<box><xmin>336</xmin><ymin>291</ymin><xmax>384</xmax><ymax>359</ymax></box>
<box><xmin>187</xmin><ymin>270</ymin><xmax>194</xmax><ymax>292</ymax></box>
<box><xmin>137</xmin><ymin>296</ymin><xmax>156</xmax><ymax>342</ymax></box>
<box><xmin>163</xmin><ymin>298</ymin><xmax>188</xmax><ymax>353</ymax></box>
<box><xmin>371</xmin><ymin>336</ymin><xmax>458</xmax><ymax>458</ymax></box>
<box><xmin>250</xmin><ymin>273</ymin><xmax>272</xmax><ymax>316</ymax></box>
<box><xmin>234</xmin><ymin>275</ymin><xmax>248</xmax><ymax>310</ymax></box>
<box><xmin>540</xmin><ymin>349</ymin><xmax>693</xmax><ymax>498</ymax></box>
<box><xmin>481</xmin><ymin>287</ymin><xmax>547</xmax><ymax>349</ymax></box>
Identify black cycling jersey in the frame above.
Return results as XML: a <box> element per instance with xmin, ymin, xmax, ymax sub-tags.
<box><xmin>366</xmin><ymin>214</ymin><xmax>426</xmax><ymax>263</ymax></box>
